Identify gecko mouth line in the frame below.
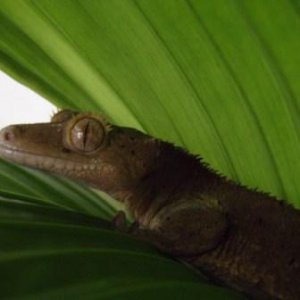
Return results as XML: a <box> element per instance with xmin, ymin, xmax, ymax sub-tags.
<box><xmin>0</xmin><ymin>144</ymin><xmax>99</xmax><ymax>172</ymax></box>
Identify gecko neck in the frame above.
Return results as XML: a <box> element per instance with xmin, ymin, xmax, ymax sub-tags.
<box><xmin>124</xmin><ymin>142</ymin><xmax>223</xmax><ymax>225</ymax></box>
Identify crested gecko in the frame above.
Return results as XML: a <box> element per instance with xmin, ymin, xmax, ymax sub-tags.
<box><xmin>0</xmin><ymin>110</ymin><xmax>299</xmax><ymax>300</ymax></box>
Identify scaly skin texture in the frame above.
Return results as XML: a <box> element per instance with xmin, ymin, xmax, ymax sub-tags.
<box><xmin>0</xmin><ymin>110</ymin><xmax>300</xmax><ymax>299</ymax></box>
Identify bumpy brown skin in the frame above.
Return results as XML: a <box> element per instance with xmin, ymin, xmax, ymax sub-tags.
<box><xmin>0</xmin><ymin>110</ymin><xmax>300</xmax><ymax>300</ymax></box>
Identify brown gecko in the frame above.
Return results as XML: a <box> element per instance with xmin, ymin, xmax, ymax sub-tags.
<box><xmin>0</xmin><ymin>109</ymin><xmax>299</xmax><ymax>300</ymax></box>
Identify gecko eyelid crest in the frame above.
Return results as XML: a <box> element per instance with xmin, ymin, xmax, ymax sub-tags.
<box><xmin>51</xmin><ymin>109</ymin><xmax>76</xmax><ymax>123</ymax></box>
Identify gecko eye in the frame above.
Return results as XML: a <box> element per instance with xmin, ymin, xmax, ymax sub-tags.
<box><xmin>51</xmin><ymin>110</ymin><xmax>77</xmax><ymax>123</ymax></box>
<box><xmin>70</xmin><ymin>118</ymin><xmax>105</xmax><ymax>152</ymax></box>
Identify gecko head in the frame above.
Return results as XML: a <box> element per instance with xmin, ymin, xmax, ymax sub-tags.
<box><xmin>0</xmin><ymin>110</ymin><xmax>161</xmax><ymax>201</ymax></box>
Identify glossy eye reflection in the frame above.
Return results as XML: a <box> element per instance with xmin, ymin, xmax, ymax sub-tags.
<box><xmin>71</xmin><ymin>118</ymin><xmax>105</xmax><ymax>152</ymax></box>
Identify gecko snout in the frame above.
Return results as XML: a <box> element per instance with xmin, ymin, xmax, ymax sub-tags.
<box><xmin>0</xmin><ymin>125</ymin><xmax>18</xmax><ymax>144</ymax></box>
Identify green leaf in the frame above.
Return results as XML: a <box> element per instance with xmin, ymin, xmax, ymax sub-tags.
<box><xmin>0</xmin><ymin>0</ymin><xmax>299</xmax><ymax>299</ymax></box>
<box><xmin>0</xmin><ymin>159</ymin><xmax>115</xmax><ymax>219</ymax></box>
<box><xmin>1</xmin><ymin>0</ymin><xmax>300</xmax><ymax>206</ymax></box>
<box><xmin>0</xmin><ymin>197</ymin><xmax>244</xmax><ymax>300</ymax></box>
<box><xmin>0</xmin><ymin>196</ymin><xmax>111</xmax><ymax>227</ymax></box>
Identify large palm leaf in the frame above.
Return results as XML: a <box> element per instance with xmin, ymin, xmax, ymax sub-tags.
<box><xmin>0</xmin><ymin>0</ymin><xmax>299</xmax><ymax>299</ymax></box>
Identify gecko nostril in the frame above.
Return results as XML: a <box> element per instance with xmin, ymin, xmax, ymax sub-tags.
<box><xmin>0</xmin><ymin>126</ymin><xmax>18</xmax><ymax>142</ymax></box>
<box><xmin>3</xmin><ymin>130</ymin><xmax>14</xmax><ymax>142</ymax></box>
